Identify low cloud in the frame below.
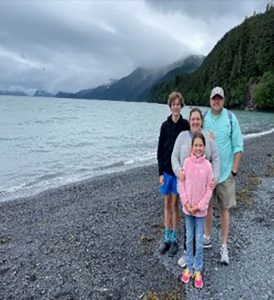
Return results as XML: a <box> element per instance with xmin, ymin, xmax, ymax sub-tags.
<box><xmin>0</xmin><ymin>0</ymin><xmax>269</xmax><ymax>94</ymax></box>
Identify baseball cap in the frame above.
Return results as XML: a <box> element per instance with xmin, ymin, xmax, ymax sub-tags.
<box><xmin>210</xmin><ymin>86</ymin><xmax>224</xmax><ymax>99</ymax></box>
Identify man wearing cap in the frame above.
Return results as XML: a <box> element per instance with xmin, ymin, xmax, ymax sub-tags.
<box><xmin>203</xmin><ymin>86</ymin><xmax>244</xmax><ymax>265</ymax></box>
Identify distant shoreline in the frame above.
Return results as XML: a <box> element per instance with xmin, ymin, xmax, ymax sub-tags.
<box><xmin>1</xmin><ymin>94</ymin><xmax>274</xmax><ymax>113</ymax></box>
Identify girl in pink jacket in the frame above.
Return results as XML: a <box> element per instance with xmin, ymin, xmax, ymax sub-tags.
<box><xmin>179</xmin><ymin>132</ymin><xmax>213</xmax><ymax>289</ymax></box>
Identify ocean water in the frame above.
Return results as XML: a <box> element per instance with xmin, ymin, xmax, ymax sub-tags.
<box><xmin>1</xmin><ymin>95</ymin><xmax>274</xmax><ymax>202</ymax></box>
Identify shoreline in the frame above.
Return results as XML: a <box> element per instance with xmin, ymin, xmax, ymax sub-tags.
<box><xmin>0</xmin><ymin>132</ymin><xmax>273</xmax><ymax>299</ymax></box>
<box><xmin>1</xmin><ymin>127</ymin><xmax>274</xmax><ymax>204</ymax></box>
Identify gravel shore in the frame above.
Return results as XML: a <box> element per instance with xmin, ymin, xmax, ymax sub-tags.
<box><xmin>0</xmin><ymin>133</ymin><xmax>273</xmax><ymax>300</ymax></box>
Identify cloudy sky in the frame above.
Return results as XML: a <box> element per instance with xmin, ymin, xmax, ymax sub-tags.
<box><xmin>0</xmin><ymin>0</ymin><xmax>270</xmax><ymax>94</ymax></box>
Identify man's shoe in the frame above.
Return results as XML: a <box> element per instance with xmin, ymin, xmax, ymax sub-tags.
<box><xmin>220</xmin><ymin>245</ymin><xmax>229</xmax><ymax>265</ymax></box>
<box><xmin>159</xmin><ymin>242</ymin><xmax>170</xmax><ymax>255</ymax></box>
<box><xmin>168</xmin><ymin>241</ymin><xmax>178</xmax><ymax>257</ymax></box>
<box><xmin>180</xmin><ymin>268</ymin><xmax>193</xmax><ymax>284</ymax></box>
<box><xmin>203</xmin><ymin>235</ymin><xmax>212</xmax><ymax>249</ymax></box>
<box><xmin>177</xmin><ymin>251</ymin><xmax>187</xmax><ymax>267</ymax></box>
<box><xmin>193</xmin><ymin>271</ymin><xmax>203</xmax><ymax>289</ymax></box>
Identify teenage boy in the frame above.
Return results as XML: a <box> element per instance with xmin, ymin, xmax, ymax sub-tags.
<box><xmin>157</xmin><ymin>91</ymin><xmax>190</xmax><ymax>256</ymax></box>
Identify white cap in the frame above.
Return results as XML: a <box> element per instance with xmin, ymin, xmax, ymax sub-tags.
<box><xmin>210</xmin><ymin>86</ymin><xmax>224</xmax><ymax>99</ymax></box>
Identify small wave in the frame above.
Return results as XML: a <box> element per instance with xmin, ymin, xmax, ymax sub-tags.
<box><xmin>76</xmin><ymin>167</ymin><xmax>91</xmax><ymax>173</ymax></box>
<box><xmin>244</xmin><ymin>128</ymin><xmax>274</xmax><ymax>140</ymax></box>
<box><xmin>0</xmin><ymin>137</ymin><xmax>17</xmax><ymax>142</ymax></box>
<box><xmin>24</xmin><ymin>172</ymin><xmax>65</xmax><ymax>187</ymax></box>
<box><xmin>124</xmin><ymin>159</ymin><xmax>134</xmax><ymax>165</ymax></box>
<box><xmin>93</xmin><ymin>161</ymin><xmax>125</xmax><ymax>171</ymax></box>
<box><xmin>66</xmin><ymin>142</ymin><xmax>95</xmax><ymax>147</ymax></box>
<box><xmin>30</xmin><ymin>149</ymin><xmax>50</xmax><ymax>153</ymax></box>
<box><xmin>0</xmin><ymin>171</ymin><xmax>91</xmax><ymax>202</ymax></box>
<box><xmin>33</xmin><ymin>120</ymin><xmax>51</xmax><ymax>124</ymax></box>
<box><xmin>124</xmin><ymin>153</ymin><xmax>156</xmax><ymax>165</ymax></box>
<box><xmin>0</xmin><ymin>182</ymin><xmax>27</xmax><ymax>194</ymax></box>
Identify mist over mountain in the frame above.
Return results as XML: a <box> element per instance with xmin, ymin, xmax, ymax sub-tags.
<box><xmin>55</xmin><ymin>55</ymin><xmax>204</xmax><ymax>101</ymax></box>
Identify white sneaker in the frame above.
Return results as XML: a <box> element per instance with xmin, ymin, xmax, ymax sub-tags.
<box><xmin>203</xmin><ymin>235</ymin><xmax>212</xmax><ymax>249</ymax></box>
<box><xmin>177</xmin><ymin>252</ymin><xmax>187</xmax><ymax>268</ymax></box>
<box><xmin>220</xmin><ymin>245</ymin><xmax>229</xmax><ymax>265</ymax></box>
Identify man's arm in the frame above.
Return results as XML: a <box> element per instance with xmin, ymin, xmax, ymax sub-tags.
<box><xmin>232</xmin><ymin>152</ymin><xmax>242</xmax><ymax>175</ymax></box>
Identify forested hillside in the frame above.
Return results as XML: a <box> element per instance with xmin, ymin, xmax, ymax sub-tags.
<box><xmin>148</xmin><ymin>5</ymin><xmax>274</xmax><ymax>110</ymax></box>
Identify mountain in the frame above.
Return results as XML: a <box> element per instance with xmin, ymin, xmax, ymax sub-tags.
<box><xmin>33</xmin><ymin>90</ymin><xmax>54</xmax><ymax>97</ymax></box>
<box><xmin>159</xmin><ymin>55</ymin><xmax>205</xmax><ymax>83</ymax></box>
<box><xmin>74</xmin><ymin>67</ymin><xmax>156</xmax><ymax>101</ymax></box>
<box><xmin>0</xmin><ymin>90</ymin><xmax>27</xmax><ymax>96</ymax></box>
<box><xmin>148</xmin><ymin>4</ymin><xmax>274</xmax><ymax>110</ymax></box>
<box><xmin>55</xmin><ymin>55</ymin><xmax>204</xmax><ymax>101</ymax></box>
<box><xmin>55</xmin><ymin>91</ymin><xmax>76</xmax><ymax>99</ymax></box>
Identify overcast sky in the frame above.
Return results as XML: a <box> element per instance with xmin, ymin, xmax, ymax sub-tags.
<box><xmin>0</xmin><ymin>0</ymin><xmax>270</xmax><ymax>94</ymax></box>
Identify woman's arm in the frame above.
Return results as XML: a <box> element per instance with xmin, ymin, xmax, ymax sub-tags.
<box><xmin>171</xmin><ymin>133</ymin><xmax>183</xmax><ymax>177</ymax></box>
<box><xmin>179</xmin><ymin>160</ymin><xmax>189</xmax><ymax>206</ymax></box>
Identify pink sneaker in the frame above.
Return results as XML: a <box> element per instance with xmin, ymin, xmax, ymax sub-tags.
<box><xmin>193</xmin><ymin>271</ymin><xmax>203</xmax><ymax>289</ymax></box>
<box><xmin>180</xmin><ymin>268</ymin><xmax>193</xmax><ymax>284</ymax></box>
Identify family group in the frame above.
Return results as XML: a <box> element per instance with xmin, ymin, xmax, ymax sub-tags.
<box><xmin>157</xmin><ymin>87</ymin><xmax>244</xmax><ymax>289</ymax></box>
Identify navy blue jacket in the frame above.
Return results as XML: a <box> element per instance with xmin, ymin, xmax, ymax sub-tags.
<box><xmin>157</xmin><ymin>115</ymin><xmax>190</xmax><ymax>176</ymax></box>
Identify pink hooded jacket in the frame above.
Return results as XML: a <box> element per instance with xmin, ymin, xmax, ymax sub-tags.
<box><xmin>180</xmin><ymin>154</ymin><xmax>213</xmax><ymax>217</ymax></box>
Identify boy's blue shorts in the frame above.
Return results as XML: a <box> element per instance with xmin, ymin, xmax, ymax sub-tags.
<box><xmin>159</xmin><ymin>172</ymin><xmax>178</xmax><ymax>196</ymax></box>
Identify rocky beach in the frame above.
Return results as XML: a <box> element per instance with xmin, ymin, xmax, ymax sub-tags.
<box><xmin>0</xmin><ymin>132</ymin><xmax>273</xmax><ymax>300</ymax></box>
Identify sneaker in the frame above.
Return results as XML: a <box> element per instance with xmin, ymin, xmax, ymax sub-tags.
<box><xmin>203</xmin><ymin>235</ymin><xmax>212</xmax><ymax>249</ymax></box>
<box><xmin>177</xmin><ymin>250</ymin><xmax>187</xmax><ymax>267</ymax></box>
<box><xmin>177</xmin><ymin>254</ymin><xmax>186</xmax><ymax>268</ymax></box>
<box><xmin>220</xmin><ymin>245</ymin><xmax>229</xmax><ymax>265</ymax></box>
<box><xmin>193</xmin><ymin>271</ymin><xmax>203</xmax><ymax>289</ymax></box>
<box><xmin>180</xmin><ymin>268</ymin><xmax>193</xmax><ymax>284</ymax></box>
<box><xmin>168</xmin><ymin>241</ymin><xmax>178</xmax><ymax>257</ymax></box>
<box><xmin>159</xmin><ymin>242</ymin><xmax>170</xmax><ymax>255</ymax></box>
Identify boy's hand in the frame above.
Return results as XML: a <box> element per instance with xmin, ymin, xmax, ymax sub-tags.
<box><xmin>159</xmin><ymin>175</ymin><xmax>164</xmax><ymax>185</ymax></box>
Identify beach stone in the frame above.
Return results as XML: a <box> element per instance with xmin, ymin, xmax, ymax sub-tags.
<box><xmin>0</xmin><ymin>133</ymin><xmax>273</xmax><ymax>299</ymax></box>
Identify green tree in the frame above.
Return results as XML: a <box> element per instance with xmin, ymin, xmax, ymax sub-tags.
<box><xmin>254</xmin><ymin>71</ymin><xmax>274</xmax><ymax>109</ymax></box>
<box><xmin>147</xmin><ymin>5</ymin><xmax>274</xmax><ymax>110</ymax></box>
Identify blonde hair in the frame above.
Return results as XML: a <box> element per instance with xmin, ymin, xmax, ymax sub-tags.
<box><xmin>167</xmin><ymin>91</ymin><xmax>184</xmax><ymax>107</ymax></box>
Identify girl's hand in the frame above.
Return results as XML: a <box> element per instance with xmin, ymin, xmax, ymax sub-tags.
<box><xmin>191</xmin><ymin>205</ymin><xmax>199</xmax><ymax>213</ymax></box>
<box><xmin>179</xmin><ymin>169</ymin><xmax>185</xmax><ymax>181</ymax></box>
<box><xmin>159</xmin><ymin>175</ymin><xmax>164</xmax><ymax>185</ymax></box>
<box><xmin>184</xmin><ymin>203</ymin><xmax>192</xmax><ymax>213</ymax></box>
